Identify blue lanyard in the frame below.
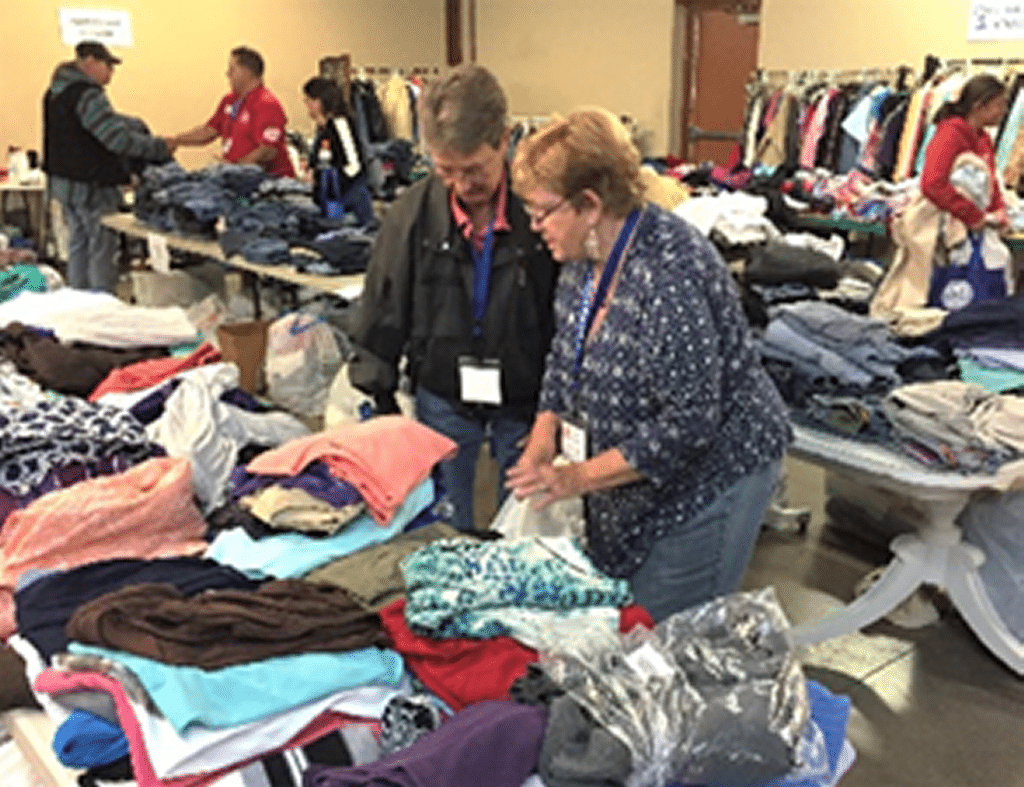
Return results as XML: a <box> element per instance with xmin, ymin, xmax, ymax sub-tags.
<box><xmin>572</xmin><ymin>209</ymin><xmax>641</xmax><ymax>381</ymax></box>
<box><xmin>470</xmin><ymin>219</ymin><xmax>496</xmax><ymax>339</ymax></box>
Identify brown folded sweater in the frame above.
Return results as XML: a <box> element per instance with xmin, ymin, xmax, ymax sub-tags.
<box><xmin>66</xmin><ymin>579</ymin><xmax>392</xmax><ymax>670</ymax></box>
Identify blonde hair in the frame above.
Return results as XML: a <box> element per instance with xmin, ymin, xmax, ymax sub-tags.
<box><xmin>511</xmin><ymin>107</ymin><xmax>644</xmax><ymax>217</ymax></box>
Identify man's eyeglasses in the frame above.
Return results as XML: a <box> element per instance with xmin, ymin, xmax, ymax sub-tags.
<box><xmin>524</xmin><ymin>198</ymin><xmax>570</xmax><ymax>225</ymax></box>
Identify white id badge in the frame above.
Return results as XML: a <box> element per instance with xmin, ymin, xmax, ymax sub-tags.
<box><xmin>458</xmin><ymin>357</ymin><xmax>502</xmax><ymax>405</ymax></box>
<box><xmin>561</xmin><ymin>419</ymin><xmax>588</xmax><ymax>463</ymax></box>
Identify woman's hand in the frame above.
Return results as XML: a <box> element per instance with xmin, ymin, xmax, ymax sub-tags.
<box><xmin>506</xmin><ymin>460</ymin><xmax>588</xmax><ymax>510</ymax></box>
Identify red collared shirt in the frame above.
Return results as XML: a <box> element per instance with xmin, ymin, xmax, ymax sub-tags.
<box><xmin>206</xmin><ymin>84</ymin><xmax>295</xmax><ymax>178</ymax></box>
<box><xmin>449</xmin><ymin>171</ymin><xmax>512</xmax><ymax>252</ymax></box>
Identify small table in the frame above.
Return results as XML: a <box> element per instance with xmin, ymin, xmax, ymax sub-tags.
<box><xmin>788</xmin><ymin>424</ymin><xmax>1024</xmax><ymax>675</ymax></box>
<box><xmin>0</xmin><ymin>178</ymin><xmax>48</xmax><ymax>254</ymax></box>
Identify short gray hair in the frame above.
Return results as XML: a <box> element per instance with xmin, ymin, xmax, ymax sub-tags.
<box><xmin>420</xmin><ymin>64</ymin><xmax>507</xmax><ymax>154</ymax></box>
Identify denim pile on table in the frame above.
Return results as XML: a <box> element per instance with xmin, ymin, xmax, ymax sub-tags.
<box><xmin>134</xmin><ymin>162</ymin><xmax>266</xmax><ymax>236</ymax></box>
<box><xmin>134</xmin><ymin>162</ymin><xmax>376</xmax><ymax>275</ymax></box>
<box><xmin>759</xmin><ymin>300</ymin><xmax>947</xmax><ymax>439</ymax></box>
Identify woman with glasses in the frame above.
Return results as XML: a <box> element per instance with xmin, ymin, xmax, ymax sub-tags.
<box><xmin>507</xmin><ymin>108</ymin><xmax>790</xmax><ymax>621</ymax></box>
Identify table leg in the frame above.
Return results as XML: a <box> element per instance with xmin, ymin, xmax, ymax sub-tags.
<box><xmin>945</xmin><ymin>548</ymin><xmax>1024</xmax><ymax>675</ymax></box>
<box><xmin>244</xmin><ymin>271</ymin><xmax>262</xmax><ymax>319</ymax></box>
<box><xmin>791</xmin><ymin>534</ymin><xmax>928</xmax><ymax>645</ymax></box>
<box><xmin>790</xmin><ymin>490</ymin><xmax>970</xmax><ymax>646</ymax></box>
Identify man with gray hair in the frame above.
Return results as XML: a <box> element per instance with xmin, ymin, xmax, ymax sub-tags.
<box><xmin>348</xmin><ymin>64</ymin><xmax>557</xmax><ymax>533</ymax></box>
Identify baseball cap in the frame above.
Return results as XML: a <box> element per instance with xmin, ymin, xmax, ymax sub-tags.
<box><xmin>75</xmin><ymin>41</ymin><xmax>122</xmax><ymax>65</ymax></box>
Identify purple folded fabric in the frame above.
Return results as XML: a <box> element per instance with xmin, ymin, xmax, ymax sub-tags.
<box><xmin>303</xmin><ymin>700</ymin><xmax>547</xmax><ymax>787</ymax></box>
<box><xmin>228</xmin><ymin>460</ymin><xmax>363</xmax><ymax>508</ymax></box>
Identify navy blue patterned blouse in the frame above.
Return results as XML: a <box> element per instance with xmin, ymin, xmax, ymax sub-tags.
<box><xmin>538</xmin><ymin>204</ymin><xmax>791</xmax><ymax>578</ymax></box>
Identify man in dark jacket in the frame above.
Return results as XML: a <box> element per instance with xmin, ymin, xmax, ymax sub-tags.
<box><xmin>43</xmin><ymin>41</ymin><xmax>174</xmax><ymax>292</ymax></box>
<box><xmin>348</xmin><ymin>64</ymin><xmax>558</xmax><ymax>532</ymax></box>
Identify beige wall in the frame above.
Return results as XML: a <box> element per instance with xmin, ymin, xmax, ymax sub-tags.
<box><xmin>1</xmin><ymin>0</ymin><xmax>444</xmax><ymax>170</ymax></box>
<box><xmin>760</xmin><ymin>0</ymin><xmax>1024</xmax><ymax>70</ymax></box>
<box><xmin>476</xmin><ymin>0</ymin><xmax>678</xmax><ymax>156</ymax></box>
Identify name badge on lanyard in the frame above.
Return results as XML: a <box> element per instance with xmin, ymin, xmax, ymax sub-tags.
<box><xmin>459</xmin><ymin>218</ymin><xmax>502</xmax><ymax>404</ymax></box>
<box><xmin>560</xmin><ymin>418</ymin><xmax>588</xmax><ymax>463</ymax></box>
<box><xmin>459</xmin><ymin>356</ymin><xmax>502</xmax><ymax>404</ymax></box>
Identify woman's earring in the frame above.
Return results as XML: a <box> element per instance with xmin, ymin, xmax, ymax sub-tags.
<box><xmin>584</xmin><ymin>228</ymin><xmax>600</xmax><ymax>260</ymax></box>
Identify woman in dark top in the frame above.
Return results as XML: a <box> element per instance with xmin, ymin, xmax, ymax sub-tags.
<box><xmin>507</xmin><ymin>108</ymin><xmax>791</xmax><ymax>622</ymax></box>
<box><xmin>302</xmin><ymin>77</ymin><xmax>375</xmax><ymax>226</ymax></box>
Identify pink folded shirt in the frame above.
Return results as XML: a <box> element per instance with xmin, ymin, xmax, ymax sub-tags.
<box><xmin>246</xmin><ymin>416</ymin><xmax>456</xmax><ymax>525</ymax></box>
<box><xmin>0</xmin><ymin>457</ymin><xmax>207</xmax><ymax>638</ymax></box>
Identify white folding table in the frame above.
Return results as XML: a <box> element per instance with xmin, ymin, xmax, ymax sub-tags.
<box><xmin>788</xmin><ymin>424</ymin><xmax>1024</xmax><ymax>675</ymax></box>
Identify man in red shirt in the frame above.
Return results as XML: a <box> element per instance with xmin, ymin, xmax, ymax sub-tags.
<box><xmin>171</xmin><ymin>46</ymin><xmax>295</xmax><ymax>177</ymax></box>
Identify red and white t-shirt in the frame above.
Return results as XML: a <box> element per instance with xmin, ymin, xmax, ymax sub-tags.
<box><xmin>206</xmin><ymin>84</ymin><xmax>295</xmax><ymax>177</ymax></box>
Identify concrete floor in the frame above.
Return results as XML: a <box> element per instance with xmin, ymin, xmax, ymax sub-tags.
<box><xmin>746</xmin><ymin>457</ymin><xmax>1024</xmax><ymax>787</ymax></box>
<box><xmin>476</xmin><ymin>453</ymin><xmax>1024</xmax><ymax>787</ymax></box>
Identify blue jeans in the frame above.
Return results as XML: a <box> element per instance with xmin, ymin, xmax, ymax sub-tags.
<box><xmin>415</xmin><ymin>387</ymin><xmax>531</xmax><ymax>533</ymax></box>
<box><xmin>340</xmin><ymin>177</ymin><xmax>376</xmax><ymax>227</ymax></box>
<box><xmin>60</xmin><ymin>186</ymin><xmax>121</xmax><ymax>292</ymax></box>
<box><xmin>628</xmin><ymin>458</ymin><xmax>783</xmax><ymax>623</ymax></box>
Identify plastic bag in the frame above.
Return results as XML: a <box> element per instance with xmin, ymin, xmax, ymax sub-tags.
<box><xmin>961</xmin><ymin>487</ymin><xmax>1024</xmax><ymax>643</ymax></box>
<box><xmin>540</xmin><ymin>588</ymin><xmax>811</xmax><ymax>787</ymax></box>
<box><xmin>319</xmin><ymin>167</ymin><xmax>346</xmax><ymax>219</ymax></box>
<box><xmin>323</xmin><ymin>362</ymin><xmax>374</xmax><ymax>427</ymax></box>
<box><xmin>928</xmin><ymin>229</ymin><xmax>1009</xmax><ymax>311</ymax></box>
<box><xmin>490</xmin><ymin>485</ymin><xmax>585</xmax><ymax>541</ymax></box>
<box><xmin>264</xmin><ymin>312</ymin><xmax>342</xmax><ymax>417</ymax></box>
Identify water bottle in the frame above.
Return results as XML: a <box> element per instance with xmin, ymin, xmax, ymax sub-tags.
<box><xmin>317</xmin><ymin>139</ymin><xmax>332</xmax><ymax>169</ymax></box>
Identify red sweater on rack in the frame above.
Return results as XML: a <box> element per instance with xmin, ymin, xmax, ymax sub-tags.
<box><xmin>920</xmin><ymin>116</ymin><xmax>1003</xmax><ymax>229</ymax></box>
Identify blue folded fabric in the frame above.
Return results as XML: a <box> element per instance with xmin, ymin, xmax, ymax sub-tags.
<box><xmin>52</xmin><ymin>709</ymin><xmax>129</xmax><ymax>768</ymax></box>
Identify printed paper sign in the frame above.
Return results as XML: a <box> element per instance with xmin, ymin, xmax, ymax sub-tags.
<box><xmin>968</xmin><ymin>1</ymin><xmax>1024</xmax><ymax>41</ymax></box>
<box><xmin>59</xmin><ymin>8</ymin><xmax>134</xmax><ymax>47</ymax></box>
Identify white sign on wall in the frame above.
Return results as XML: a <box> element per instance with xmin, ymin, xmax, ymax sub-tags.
<box><xmin>59</xmin><ymin>8</ymin><xmax>134</xmax><ymax>47</ymax></box>
<box><xmin>968</xmin><ymin>1</ymin><xmax>1024</xmax><ymax>40</ymax></box>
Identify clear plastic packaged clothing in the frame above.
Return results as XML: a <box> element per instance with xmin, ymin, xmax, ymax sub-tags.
<box><xmin>540</xmin><ymin>588</ymin><xmax>810</xmax><ymax>787</ymax></box>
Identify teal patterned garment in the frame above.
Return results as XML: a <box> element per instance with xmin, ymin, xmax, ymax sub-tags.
<box><xmin>401</xmin><ymin>537</ymin><xmax>632</xmax><ymax>639</ymax></box>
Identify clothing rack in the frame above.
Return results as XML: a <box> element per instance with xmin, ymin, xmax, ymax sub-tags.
<box><xmin>752</xmin><ymin>65</ymin><xmax>915</xmax><ymax>89</ymax></box>
<box><xmin>510</xmin><ymin>113</ymin><xmax>550</xmax><ymax>129</ymax></box>
<box><xmin>354</xmin><ymin>65</ymin><xmax>442</xmax><ymax>80</ymax></box>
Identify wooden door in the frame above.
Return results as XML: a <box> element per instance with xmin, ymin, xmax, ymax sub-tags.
<box><xmin>681</xmin><ymin>2</ymin><xmax>760</xmax><ymax>164</ymax></box>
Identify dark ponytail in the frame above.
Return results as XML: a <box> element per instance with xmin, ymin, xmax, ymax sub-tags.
<box><xmin>302</xmin><ymin>76</ymin><xmax>348</xmax><ymax>118</ymax></box>
<box><xmin>934</xmin><ymin>73</ymin><xmax>1006</xmax><ymax>123</ymax></box>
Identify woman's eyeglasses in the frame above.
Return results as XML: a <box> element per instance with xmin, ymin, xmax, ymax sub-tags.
<box><xmin>525</xmin><ymin>198</ymin><xmax>570</xmax><ymax>225</ymax></box>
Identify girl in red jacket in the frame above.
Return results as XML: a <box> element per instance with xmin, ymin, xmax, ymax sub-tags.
<box><xmin>921</xmin><ymin>74</ymin><xmax>1009</xmax><ymax>231</ymax></box>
